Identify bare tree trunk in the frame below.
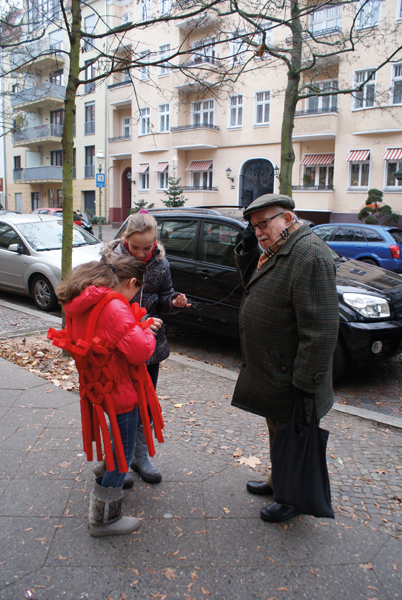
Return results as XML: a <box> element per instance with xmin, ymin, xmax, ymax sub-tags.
<box><xmin>279</xmin><ymin>0</ymin><xmax>302</xmax><ymax>197</ymax></box>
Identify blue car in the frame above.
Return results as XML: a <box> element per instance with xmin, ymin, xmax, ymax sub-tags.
<box><xmin>312</xmin><ymin>223</ymin><xmax>402</xmax><ymax>273</ymax></box>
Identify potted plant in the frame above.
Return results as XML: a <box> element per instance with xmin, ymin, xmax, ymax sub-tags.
<box><xmin>393</xmin><ymin>169</ymin><xmax>402</xmax><ymax>181</ymax></box>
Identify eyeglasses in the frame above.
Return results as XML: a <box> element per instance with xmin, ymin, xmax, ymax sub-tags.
<box><xmin>250</xmin><ymin>212</ymin><xmax>285</xmax><ymax>232</ymax></box>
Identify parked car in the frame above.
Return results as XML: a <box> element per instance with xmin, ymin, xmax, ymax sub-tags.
<box><xmin>116</xmin><ymin>207</ymin><xmax>402</xmax><ymax>380</ymax></box>
<box><xmin>31</xmin><ymin>208</ymin><xmax>94</xmax><ymax>234</ymax></box>
<box><xmin>0</xmin><ymin>213</ymin><xmax>103</xmax><ymax>311</ymax></box>
<box><xmin>312</xmin><ymin>223</ymin><xmax>402</xmax><ymax>273</ymax></box>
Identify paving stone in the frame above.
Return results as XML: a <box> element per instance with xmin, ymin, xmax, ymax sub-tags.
<box><xmin>0</xmin><ymin>479</ymin><xmax>73</xmax><ymax>517</ymax></box>
<box><xmin>134</xmin><ymin>481</ymin><xmax>205</xmax><ymax>519</ymax></box>
<box><xmin>17</xmin><ymin>449</ymin><xmax>85</xmax><ymax>480</ymax></box>
<box><xmin>211</xmin><ymin>566</ymin><xmax>298</xmax><ymax>599</ymax></box>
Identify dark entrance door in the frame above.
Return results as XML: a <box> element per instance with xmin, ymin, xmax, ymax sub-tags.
<box><xmin>84</xmin><ymin>190</ymin><xmax>95</xmax><ymax>212</ymax></box>
<box><xmin>121</xmin><ymin>168</ymin><xmax>131</xmax><ymax>222</ymax></box>
<box><xmin>240</xmin><ymin>159</ymin><xmax>275</xmax><ymax>208</ymax></box>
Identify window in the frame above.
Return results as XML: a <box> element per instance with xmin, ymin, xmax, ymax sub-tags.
<box><xmin>27</xmin><ymin>0</ymin><xmax>61</xmax><ymax>32</ymax></box>
<box><xmin>50</xmin><ymin>109</ymin><xmax>64</xmax><ymax>137</ymax></box>
<box><xmin>303</xmin><ymin>165</ymin><xmax>334</xmax><ymax>188</ymax></box>
<box><xmin>159</xmin><ymin>44</ymin><xmax>170</xmax><ymax>76</ymax></box>
<box><xmin>159</xmin><ymin>220</ymin><xmax>197</xmax><ymax>259</ymax></box>
<box><xmin>191</xmin><ymin>37</ymin><xmax>216</xmax><ymax>65</ymax></box>
<box><xmin>353</xmin><ymin>70</ymin><xmax>376</xmax><ymax>109</ymax></box>
<box><xmin>50</xmin><ymin>69</ymin><xmax>63</xmax><ymax>85</ymax></box>
<box><xmin>85</xmin><ymin>146</ymin><xmax>95</xmax><ymax>178</ymax></box>
<box><xmin>85</xmin><ymin>60</ymin><xmax>96</xmax><ymax>94</ymax></box>
<box><xmin>191</xmin><ymin>100</ymin><xmax>214</xmax><ymax>126</ymax></box>
<box><xmin>122</xmin><ymin>117</ymin><xmax>131</xmax><ymax>138</ymax></box>
<box><xmin>31</xmin><ymin>192</ymin><xmax>40</xmax><ymax>210</ymax></box>
<box><xmin>0</xmin><ymin>223</ymin><xmax>23</xmax><ymax>249</ymax></box>
<box><xmin>310</xmin><ymin>4</ymin><xmax>342</xmax><ymax>34</ymax></box>
<box><xmin>384</xmin><ymin>149</ymin><xmax>402</xmax><ymax>188</ymax></box>
<box><xmin>14</xmin><ymin>156</ymin><xmax>21</xmax><ymax>170</ymax></box>
<box><xmin>306</xmin><ymin>80</ymin><xmax>338</xmax><ymax>112</ymax></box>
<box><xmin>139</xmin><ymin>166</ymin><xmax>150</xmax><ymax>191</ymax></box>
<box><xmin>139</xmin><ymin>50</ymin><xmax>150</xmax><ymax>81</ymax></box>
<box><xmin>361</xmin><ymin>228</ymin><xmax>384</xmax><ymax>242</ymax></box>
<box><xmin>50</xmin><ymin>150</ymin><xmax>62</xmax><ymax>166</ymax></box>
<box><xmin>333</xmin><ymin>226</ymin><xmax>358</xmax><ymax>242</ymax></box>
<box><xmin>12</xmin><ymin>83</ymin><xmax>20</xmax><ymax>93</ymax></box>
<box><xmin>202</xmin><ymin>221</ymin><xmax>242</xmax><ymax>267</ymax></box>
<box><xmin>158</xmin><ymin>104</ymin><xmax>170</xmax><ymax>132</ymax></box>
<box><xmin>255</xmin><ymin>91</ymin><xmax>270</xmax><ymax>125</ymax></box>
<box><xmin>348</xmin><ymin>153</ymin><xmax>370</xmax><ymax>188</ymax></box>
<box><xmin>122</xmin><ymin>11</ymin><xmax>132</xmax><ymax>23</ymax></box>
<box><xmin>312</xmin><ymin>225</ymin><xmax>335</xmax><ymax>241</ymax></box>
<box><xmin>139</xmin><ymin>0</ymin><xmax>151</xmax><ymax>22</ymax></box>
<box><xmin>159</xmin><ymin>0</ymin><xmax>172</xmax><ymax>15</ymax></box>
<box><xmin>357</xmin><ymin>0</ymin><xmax>381</xmax><ymax>29</ymax></box>
<box><xmin>399</xmin><ymin>0</ymin><xmax>402</xmax><ymax>20</ymax></box>
<box><xmin>231</xmin><ymin>30</ymin><xmax>246</xmax><ymax>65</ymax></box>
<box><xmin>228</xmin><ymin>95</ymin><xmax>243</xmax><ymax>128</ymax></box>
<box><xmin>85</xmin><ymin>102</ymin><xmax>95</xmax><ymax>135</ymax></box>
<box><xmin>155</xmin><ymin>163</ymin><xmax>169</xmax><ymax>190</ymax></box>
<box><xmin>192</xmin><ymin>167</ymin><xmax>213</xmax><ymax>190</ymax></box>
<box><xmin>122</xmin><ymin>69</ymin><xmax>131</xmax><ymax>82</ymax></box>
<box><xmin>391</xmin><ymin>64</ymin><xmax>402</xmax><ymax>105</ymax></box>
<box><xmin>73</xmin><ymin>148</ymin><xmax>76</xmax><ymax>180</ymax></box>
<box><xmin>139</xmin><ymin>107</ymin><xmax>151</xmax><ymax>135</ymax></box>
<box><xmin>83</xmin><ymin>14</ymin><xmax>96</xmax><ymax>52</ymax></box>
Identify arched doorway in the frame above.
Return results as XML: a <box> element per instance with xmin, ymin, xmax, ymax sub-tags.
<box><xmin>240</xmin><ymin>159</ymin><xmax>275</xmax><ymax>208</ymax></box>
<box><xmin>121</xmin><ymin>167</ymin><xmax>131</xmax><ymax>222</ymax></box>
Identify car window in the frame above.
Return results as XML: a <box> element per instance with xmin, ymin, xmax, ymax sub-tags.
<box><xmin>202</xmin><ymin>221</ymin><xmax>242</xmax><ymax>267</ymax></box>
<box><xmin>160</xmin><ymin>219</ymin><xmax>197</xmax><ymax>259</ymax></box>
<box><xmin>389</xmin><ymin>229</ymin><xmax>402</xmax><ymax>244</ymax></box>
<box><xmin>333</xmin><ymin>226</ymin><xmax>355</xmax><ymax>242</ymax></box>
<box><xmin>0</xmin><ymin>223</ymin><xmax>23</xmax><ymax>249</ymax></box>
<box><xmin>313</xmin><ymin>225</ymin><xmax>334</xmax><ymax>241</ymax></box>
<box><xmin>362</xmin><ymin>228</ymin><xmax>384</xmax><ymax>242</ymax></box>
<box><xmin>353</xmin><ymin>228</ymin><xmax>365</xmax><ymax>241</ymax></box>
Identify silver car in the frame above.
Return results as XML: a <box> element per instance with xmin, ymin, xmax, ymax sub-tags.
<box><xmin>0</xmin><ymin>213</ymin><xmax>103</xmax><ymax>311</ymax></box>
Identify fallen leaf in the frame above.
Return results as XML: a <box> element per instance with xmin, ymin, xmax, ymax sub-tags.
<box><xmin>232</xmin><ymin>448</ymin><xmax>243</xmax><ymax>457</ymax></box>
<box><xmin>223</xmin><ymin>507</ymin><xmax>230</xmax><ymax>514</ymax></box>
<box><xmin>57</xmin><ymin>555</ymin><xmax>67</xmax><ymax>561</ymax></box>
<box><xmin>277</xmin><ymin>587</ymin><xmax>289</xmax><ymax>591</ymax></box>
<box><xmin>237</xmin><ymin>455</ymin><xmax>261</xmax><ymax>468</ymax></box>
<box><xmin>359</xmin><ymin>563</ymin><xmax>373</xmax><ymax>570</ymax></box>
<box><xmin>392</xmin><ymin>563</ymin><xmax>398</xmax><ymax>572</ymax></box>
<box><xmin>201</xmin><ymin>588</ymin><xmax>211</xmax><ymax>596</ymax></box>
<box><xmin>162</xmin><ymin>567</ymin><xmax>176</xmax><ymax>581</ymax></box>
<box><xmin>174</xmin><ymin>403</ymin><xmax>183</xmax><ymax>408</ymax></box>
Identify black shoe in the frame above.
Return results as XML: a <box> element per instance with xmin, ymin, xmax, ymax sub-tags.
<box><xmin>246</xmin><ymin>481</ymin><xmax>273</xmax><ymax>496</ymax></box>
<box><xmin>122</xmin><ymin>471</ymin><xmax>134</xmax><ymax>490</ymax></box>
<box><xmin>260</xmin><ymin>502</ymin><xmax>300</xmax><ymax>523</ymax></box>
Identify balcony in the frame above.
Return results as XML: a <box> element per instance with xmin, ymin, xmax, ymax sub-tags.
<box><xmin>293</xmin><ymin>109</ymin><xmax>338</xmax><ymax>142</ymax></box>
<box><xmin>13</xmin><ymin>123</ymin><xmax>63</xmax><ymax>147</ymax></box>
<box><xmin>182</xmin><ymin>186</ymin><xmax>218</xmax><ymax>191</ymax></box>
<box><xmin>175</xmin><ymin>13</ymin><xmax>219</xmax><ymax>32</ymax></box>
<box><xmin>11</xmin><ymin>83</ymin><xmax>66</xmax><ymax>111</ymax></box>
<box><xmin>295</xmin><ymin>107</ymin><xmax>338</xmax><ymax>117</ymax></box>
<box><xmin>171</xmin><ymin>123</ymin><xmax>220</xmax><ymax>150</ymax></box>
<box><xmin>109</xmin><ymin>135</ymin><xmax>132</xmax><ymax>142</ymax></box>
<box><xmin>13</xmin><ymin>165</ymin><xmax>63</xmax><ymax>183</ymax></box>
<box><xmin>292</xmin><ymin>185</ymin><xmax>334</xmax><ymax>191</ymax></box>
<box><xmin>10</xmin><ymin>39</ymin><xmax>65</xmax><ymax>73</ymax></box>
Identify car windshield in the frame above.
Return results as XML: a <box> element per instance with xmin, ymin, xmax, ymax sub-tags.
<box><xmin>17</xmin><ymin>220</ymin><xmax>99</xmax><ymax>250</ymax></box>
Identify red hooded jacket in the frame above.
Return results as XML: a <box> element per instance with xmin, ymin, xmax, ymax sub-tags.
<box><xmin>63</xmin><ymin>285</ymin><xmax>156</xmax><ymax>415</ymax></box>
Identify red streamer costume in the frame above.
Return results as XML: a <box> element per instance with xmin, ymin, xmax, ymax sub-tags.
<box><xmin>47</xmin><ymin>293</ymin><xmax>164</xmax><ymax>474</ymax></box>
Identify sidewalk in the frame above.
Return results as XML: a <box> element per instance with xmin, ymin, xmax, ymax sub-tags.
<box><xmin>1</xmin><ymin>345</ymin><xmax>402</xmax><ymax>599</ymax></box>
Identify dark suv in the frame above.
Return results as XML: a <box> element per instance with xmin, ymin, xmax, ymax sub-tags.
<box><xmin>116</xmin><ymin>207</ymin><xmax>402</xmax><ymax>380</ymax></box>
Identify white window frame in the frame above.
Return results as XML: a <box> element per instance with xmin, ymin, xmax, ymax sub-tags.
<box><xmin>231</xmin><ymin>29</ymin><xmax>246</xmax><ymax>65</ymax></box>
<box><xmin>122</xmin><ymin>68</ymin><xmax>131</xmax><ymax>82</ymax></box>
<box><xmin>139</xmin><ymin>166</ymin><xmax>150</xmax><ymax>191</ymax></box>
<box><xmin>191</xmin><ymin>100</ymin><xmax>214</xmax><ymax>126</ymax></box>
<box><xmin>158</xmin><ymin>104</ymin><xmax>170</xmax><ymax>133</ymax></box>
<box><xmin>139</xmin><ymin>0</ymin><xmax>151</xmax><ymax>22</ymax></box>
<box><xmin>254</xmin><ymin>91</ymin><xmax>270</xmax><ymax>126</ymax></box>
<box><xmin>158</xmin><ymin>44</ymin><xmax>170</xmax><ymax>76</ymax></box>
<box><xmin>83</xmin><ymin>14</ymin><xmax>96</xmax><ymax>52</ymax></box>
<box><xmin>348</xmin><ymin>160</ymin><xmax>371</xmax><ymax>189</ymax></box>
<box><xmin>309</xmin><ymin>4</ymin><xmax>342</xmax><ymax>34</ymax></box>
<box><xmin>306</xmin><ymin>79</ymin><xmax>338</xmax><ymax>112</ymax></box>
<box><xmin>385</xmin><ymin>155</ymin><xmax>402</xmax><ymax>189</ymax></box>
<box><xmin>192</xmin><ymin>168</ymin><xmax>213</xmax><ymax>190</ymax></box>
<box><xmin>139</xmin><ymin>50</ymin><xmax>151</xmax><ymax>81</ymax></box>
<box><xmin>122</xmin><ymin>11</ymin><xmax>132</xmax><ymax>24</ymax></box>
<box><xmin>228</xmin><ymin>95</ymin><xmax>243</xmax><ymax>128</ymax></box>
<box><xmin>191</xmin><ymin>36</ymin><xmax>216</xmax><ymax>65</ymax></box>
<box><xmin>391</xmin><ymin>64</ymin><xmax>402</xmax><ymax>105</ymax></box>
<box><xmin>303</xmin><ymin>164</ymin><xmax>334</xmax><ymax>188</ymax></box>
<box><xmin>159</xmin><ymin>0</ymin><xmax>171</xmax><ymax>16</ymax></box>
<box><xmin>398</xmin><ymin>0</ymin><xmax>402</xmax><ymax>20</ymax></box>
<box><xmin>122</xmin><ymin>117</ymin><xmax>131</xmax><ymax>138</ymax></box>
<box><xmin>139</xmin><ymin>107</ymin><xmax>151</xmax><ymax>136</ymax></box>
<box><xmin>356</xmin><ymin>0</ymin><xmax>381</xmax><ymax>29</ymax></box>
<box><xmin>158</xmin><ymin>169</ymin><xmax>169</xmax><ymax>190</ymax></box>
<box><xmin>353</xmin><ymin>69</ymin><xmax>376</xmax><ymax>110</ymax></box>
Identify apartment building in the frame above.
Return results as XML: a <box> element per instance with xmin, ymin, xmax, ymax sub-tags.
<box><xmin>4</xmin><ymin>0</ymin><xmax>402</xmax><ymax>226</ymax></box>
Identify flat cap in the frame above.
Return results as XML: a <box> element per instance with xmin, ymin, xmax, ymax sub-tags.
<box><xmin>243</xmin><ymin>193</ymin><xmax>295</xmax><ymax>221</ymax></box>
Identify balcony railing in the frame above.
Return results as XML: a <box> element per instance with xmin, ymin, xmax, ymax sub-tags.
<box><xmin>108</xmin><ymin>134</ymin><xmax>132</xmax><ymax>142</ymax></box>
<box><xmin>13</xmin><ymin>123</ymin><xmax>63</xmax><ymax>144</ymax></box>
<box><xmin>11</xmin><ymin>83</ymin><xmax>66</xmax><ymax>108</ymax></box>
<box><xmin>295</xmin><ymin>107</ymin><xmax>338</xmax><ymax>117</ymax></box>
<box><xmin>85</xmin><ymin>121</ymin><xmax>95</xmax><ymax>135</ymax></box>
<box><xmin>108</xmin><ymin>80</ymin><xmax>131</xmax><ymax>90</ymax></box>
<box><xmin>182</xmin><ymin>186</ymin><xmax>218</xmax><ymax>191</ymax></box>
<box><xmin>170</xmin><ymin>123</ymin><xmax>219</xmax><ymax>132</ymax></box>
<box><xmin>13</xmin><ymin>165</ymin><xmax>63</xmax><ymax>182</ymax></box>
<box><xmin>85</xmin><ymin>165</ymin><xmax>95</xmax><ymax>178</ymax></box>
<box><xmin>180</xmin><ymin>56</ymin><xmax>218</xmax><ymax>68</ymax></box>
<box><xmin>9</xmin><ymin>39</ymin><xmax>64</xmax><ymax>70</ymax></box>
<box><xmin>292</xmin><ymin>184</ymin><xmax>334</xmax><ymax>191</ymax></box>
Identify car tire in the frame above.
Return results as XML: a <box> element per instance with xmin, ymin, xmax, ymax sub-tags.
<box><xmin>31</xmin><ymin>275</ymin><xmax>58</xmax><ymax>312</ymax></box>
<box><xmin>333</xmin><ymin>338</ymin><xmax>349</xmax><ymax>383</ymax></box>
<box><xmin>359</xmin><ymin>257</ymin><xmax>378</xmax><ymax>266</ymax></box>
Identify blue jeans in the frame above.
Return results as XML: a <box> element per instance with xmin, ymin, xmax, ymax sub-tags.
<box><xmin>101</xmin><ymin>407</ymin><xmax>139</xmax><ymax>488</ymax></box>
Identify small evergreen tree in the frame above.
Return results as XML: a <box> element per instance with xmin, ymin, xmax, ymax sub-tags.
<box><xmin>128</xmin><ymin>199</ymin><xmax>155</xmax><ymax>214</ymax></box>
<box><xmin>357</xmin><ymin>189</ymin><xmax>400</xmax><ymax>225</ymax></box>
<box><xmin>161</xmin><ymin>176</ymin><xmax>187</xmax><ymax>208</ymax></box>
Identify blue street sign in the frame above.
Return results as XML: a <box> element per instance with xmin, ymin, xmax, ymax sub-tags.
<box><xmin>96</xmin><ymin>173</ymin><xmax>105</xmax><ymax>188</ymax></box>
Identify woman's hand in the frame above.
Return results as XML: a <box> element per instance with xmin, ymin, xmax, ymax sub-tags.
<box><xmin>149</xmin><ymin>317</ymin><xmax>163</xmax><ymax>334</ymax></box>
<box><xmin>172</xmin><ymin>293</ymin><xmax>191</xmax><ymax>309</ymax></box>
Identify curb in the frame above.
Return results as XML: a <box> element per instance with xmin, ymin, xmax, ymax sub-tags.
<box><xmin>0</xmin><ymin>299</ymin><xmax>62</xmax><ymax>324</ymax></box>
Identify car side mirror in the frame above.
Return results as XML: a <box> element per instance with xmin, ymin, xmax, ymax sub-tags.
<box><xmin>8</xmin><ymin>243</ymin><xmax>24</xmax><ymax>254</ymax></box>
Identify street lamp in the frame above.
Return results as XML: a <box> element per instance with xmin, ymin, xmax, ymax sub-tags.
<box><xmin>96</xmin><ymin>150</ymin><xmax>105</xmax><ymax>240</ymax></box>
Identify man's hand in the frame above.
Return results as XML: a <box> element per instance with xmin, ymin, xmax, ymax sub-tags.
<box><xmin>242</xmin><ymin>223</ymin><xmax>258</xmax><ymax>253</ymax></box>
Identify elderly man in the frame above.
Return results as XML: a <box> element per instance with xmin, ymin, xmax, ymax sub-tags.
<box><xmin>232</xmin><ymin>194</ymin><xmax>339</xmax><ymax>523</ymax></box>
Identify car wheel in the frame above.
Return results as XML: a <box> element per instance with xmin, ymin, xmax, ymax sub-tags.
<box><xmin>31</xmin><ymin>275</ymin><xmax>58</xmax><ymax>311</ymax></box>
<box><xmin>333</xmin><ymin>338</ymin><xmax>348</xmax><ymax>383</ymax></box>
<box><xmin>359</xmin><ymin>258</ymin><xmax>378</xmax><ymax>266</ymax></box>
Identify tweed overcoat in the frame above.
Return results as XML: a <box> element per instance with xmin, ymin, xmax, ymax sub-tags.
<box><xmin>231</xmin><ymin>224</ymin><xmax>339</xmax><ymax>424</ymax></box>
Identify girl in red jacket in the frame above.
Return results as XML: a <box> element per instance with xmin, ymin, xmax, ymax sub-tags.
<box><xmin>56</xmin><ymin>256</ymin><xmax>156</xmax><ymax>537</ymax></box>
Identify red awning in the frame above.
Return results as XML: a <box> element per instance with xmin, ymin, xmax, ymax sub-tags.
<box><xmin>346</xmin><ymin>150</ymin><xmax>370</xmax><ymax>162</ymax></box>
<box><xmin>185</xmin><ymin>160</ymin><xmax>213</xmax><ymax>172</ymax></box>
<box><xmin>133</xmin><ymin>163</ymin><xmax>149</xmax><ymax>173</ymax></box>
<box><xmin>383</xmin><ymin>148</ymin><xmax>402</xmax><ymax>161</ymax></box>
<box><xmin>300</xmin><ymin>154</ymin><xmax>334</xmax><ymax>166</ymax></box>
<box><xmin>153</xmin><ymin>162</ymin><xmax>169</xmax><ymax>172</ymax></box>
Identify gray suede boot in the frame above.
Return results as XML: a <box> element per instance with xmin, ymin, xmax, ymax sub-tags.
<box><xmin>89</xmin><ymin>477</ymin><xmax>140</xmax><ymax>538</ymax></box>
<box><xmin>131</xmin><ymin>426</ymin><xmax>162</xmax><ymax>484</ymax></box>
<box><xmin>92</xmin><ymin>462</ymin><xmax>134</xmax><ymax>490</ymax></box>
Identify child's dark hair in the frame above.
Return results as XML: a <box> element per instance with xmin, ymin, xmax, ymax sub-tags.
<box><xmin>56</xmin><ymin>255</ymin><xmax>145</xmax><ymax>305</ymax></box>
